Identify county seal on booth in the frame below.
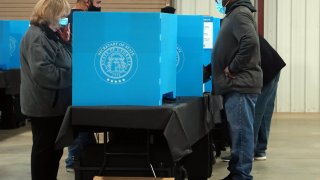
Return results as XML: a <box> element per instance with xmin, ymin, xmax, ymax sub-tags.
<box><xmin>176</xmin><ymin>44</ymin><xmax>185</xmax><ymax>74</ymax></box>
<box><xmin>9</xmin><ymin>36</ymin><xmax>17</xmax><ymax>57</ymax></box>
<box><xmin>94</xmin><ymin>41</ymin><xmax>139</xmax><ymax>84</ymax></box>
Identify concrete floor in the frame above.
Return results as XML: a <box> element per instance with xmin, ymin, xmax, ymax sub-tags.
<box><xmin>0</xmin><ymin>113</ymin><xmax>319</xmax><ymax>180</ymax></box>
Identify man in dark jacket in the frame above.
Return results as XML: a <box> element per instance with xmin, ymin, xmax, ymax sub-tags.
<box><xmin>212</xmin><ymin>0</ymin><xmax>262</xmax><ymax>179</ymax></box>
<box><xmin>253</xmin><ymin>36</ymin><xmax>286</xmax><ymax>161</ymax></box>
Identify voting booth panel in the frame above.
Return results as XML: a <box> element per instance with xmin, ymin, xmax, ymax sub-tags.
<box><xmin>160</xmin><ymin>14</ymin><xmax>177</xmax><ymax>100</ymax></box>
<box><xmin>0</xmin><ymin>21</ymin><xmax>10</xmax><ymax>70</ymax></box>
<box><xmin>72</xmin><ymin>12</ymin><xmax>177</xmax><ymax>106</ymax></box>
<box><xmin>8</xmin><ymin>20</ymin><xmax>29</xmax><ymax>69</ymax></box>
<box><xmin>176</xmin><ymin>15</ymin><xmax>204</xmax><ymax>97</ymax></box>
<box><xmin>203</xmin><ymin>17</ymin><xmax>220</xmax><ymax>92</ymax></box>
<box><xmin>0</xmin><ymin>20</ymin><xmax>29</xmax><ymax>70</ymax></box>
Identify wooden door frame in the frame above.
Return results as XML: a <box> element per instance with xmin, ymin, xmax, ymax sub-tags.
<box><xmin>258</xmin><ymin>0</ymin><xmax>264</xmax><ymax>36</ymax></box>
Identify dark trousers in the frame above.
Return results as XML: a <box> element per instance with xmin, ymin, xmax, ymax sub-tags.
<box><xmin>30</xmin><ymin>116</ymin><xmax>64</xmax><ymax>180</ymax></box>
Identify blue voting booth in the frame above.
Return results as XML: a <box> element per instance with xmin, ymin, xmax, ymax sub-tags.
<box><xmin>72</xmin><ymin>12</ymin><xmax>177</xmax><ymax>106</ymax></box>
<box><xmin>9</xmin><ymin>21</ymin><xmax>29</xmax><ymax>69</ymax></box>
<box><xmin>203</xmin><ymin>16</ymin><xmax>220</xmax><ymax>92</ymax></box>
<box><xmin>0</xmin><ymin>21</ymin><xmax>10</xmax><ymax>70</ymax></box>
<box><xmin>176</xmin><ymin>15</ymin><xmax>204</xmax><ymax>97</ymax></box>
<box><xmin>0</xmin><ymin>20</ymin><xmax>29</xmax><ymax>70</ymax></box>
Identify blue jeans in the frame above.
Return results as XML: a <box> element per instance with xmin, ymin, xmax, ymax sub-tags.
<box><xmin>65</xmin><ymin>132</ymin><xmax>96</xmax><ymax>168</ymax></box>
<box><xmin>224</xmin><ymin>92</ymin><xmax>258</xmax><ymax>180</ymax></box>
<box><xmin>254</xmin><ymin>73</ymin><xmax>280</xmax><ymax>157</ymax></box>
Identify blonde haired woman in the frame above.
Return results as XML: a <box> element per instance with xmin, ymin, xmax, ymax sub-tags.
<box><xmin>20</xmin><ymin>0</ymin><xmax>71</xmax><ymax>179</ymax></box>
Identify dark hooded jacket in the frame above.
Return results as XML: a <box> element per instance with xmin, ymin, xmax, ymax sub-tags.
<box><xmin>259</xmin><ymin>35</ymin><xmax>286</xmax><ymax>86</ymax></box>
<box><xmin>211</xmin><ymin>0</ymin><xmax>263</xmax><ymax>95</ymax></box>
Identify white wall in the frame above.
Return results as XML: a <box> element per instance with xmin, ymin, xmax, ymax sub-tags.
<box><xmin>176</xmin><ymin>0</ymin><xmax>320</xmax><ymax>112</ymax></box>
<box><xmin>174</xmin><ymin>0</ymin><xmax>223</xmax><ymax>18</ymax></box>
<box><xmin>174</xmin><ymin>0</ymin><xmax>256</xmax><ymax>16</ymax></box>
<box><xmin>265</xmin><ymin>0</ymin><xmax>320</xmax><ymax>112</ymax></box>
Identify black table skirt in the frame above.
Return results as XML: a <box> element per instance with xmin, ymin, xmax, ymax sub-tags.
<box><xmin>56</xmin><ymin>95</ymin><xmax>222</xmax><ymax>162</ymax></box>
<box><xmin>0</xmin><ymin>69</ymin><xmax>20</xmax><ymax>95</ymax></box>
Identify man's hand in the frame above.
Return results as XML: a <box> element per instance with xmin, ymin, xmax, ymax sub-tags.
<box><xmin>224</xmin><ymin>66</ymin><xmax>236</xmax><ymax>79</ymax></box>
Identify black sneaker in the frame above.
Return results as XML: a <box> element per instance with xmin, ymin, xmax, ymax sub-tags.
<box><xmin>221</xmin><ymin>155</ymin><xmax>231</xmax><ymax>162</ymax></box>
<box><xmin>66</xmin><ymin>167</ymin><xmax>74</xmax><ymax>173</ymax></box>
<box><xmin>254</xmin><ymin>155</ymin><xmax>267</xmax><ymax>161</ymax></box>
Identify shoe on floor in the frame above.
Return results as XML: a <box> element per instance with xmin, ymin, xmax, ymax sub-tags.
<box><xmin>221</xmin><ymin>155</ymin><xmax>231</xmax><ymax>162</ymax></box>
<box><xmin>254</xmin><ymin>156</ymin><xmax>267</xmax><ymax>161</ymax></box>
<box><xmin>66</xmin><ymin>167</ymin><xmax>74</xmax><ymax>173</ymax></box>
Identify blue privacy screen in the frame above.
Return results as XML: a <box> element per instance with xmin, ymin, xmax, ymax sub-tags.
<box><xmin>72</xmin><ymin>12</ymin><xmax>177</xmax><ymax>106</ymax></box>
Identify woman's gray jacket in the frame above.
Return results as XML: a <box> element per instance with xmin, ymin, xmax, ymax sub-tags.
<box><xmin>20</xmin><ymin>24</ymin><xmax>72</xmax><ymax>117</ymax></box>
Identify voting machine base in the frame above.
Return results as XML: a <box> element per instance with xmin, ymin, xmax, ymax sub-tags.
<box><xmin>74</xmin><ymin>130</ymin><xmax>180</xmax><ymax>180</ymax></box>
<box><xmin>0</xmin><ymin>89</ymin><xmax>26</xmax><ymax>129</ymax></box>
<box><xmin>74</xmin><ymin>129</ymin><xmax>213</xmax><ymax>180</ymax></box>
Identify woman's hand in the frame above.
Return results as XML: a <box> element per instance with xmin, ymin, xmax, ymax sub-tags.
<box><xmin>57</xmin><ymin>23</ymin><xmax>70</xmax><ymax>43</ymax></box>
